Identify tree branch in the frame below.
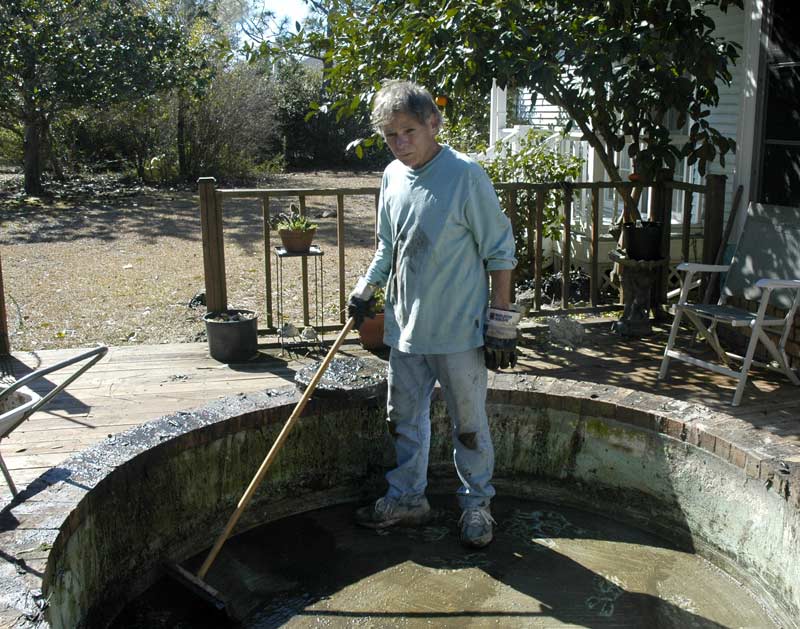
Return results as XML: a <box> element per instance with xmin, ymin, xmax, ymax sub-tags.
<box><xmin>549</xmin><ymin>83</ymin><xmax>641</xmax><ymax>222</ymax></box>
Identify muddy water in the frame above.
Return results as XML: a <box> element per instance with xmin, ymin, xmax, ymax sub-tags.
<box><xmin>114</xmin><ymin>496</ymin><xmax>778</xmax><ymax>628</ymax></box>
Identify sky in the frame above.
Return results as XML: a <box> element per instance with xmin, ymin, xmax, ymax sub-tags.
<box><xmin>264</xmin><ymin>0</ymin><xmax>309</xmax><ymax>26</ymax></box>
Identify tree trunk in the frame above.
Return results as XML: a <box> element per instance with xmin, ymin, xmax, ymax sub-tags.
<box><xmin>549</xmin><ymin>88</ymin><xmax>642</xmax><ymax>224</ymax></box>
<box><xmin>177</xmin><ymin>91</ymin><xmax>187</xmax><ymax>181</ymax></box>
<box><xmin>23</xmin><ymin>118</ymin><xmax>44</xmax><ymax>195</ymax></box>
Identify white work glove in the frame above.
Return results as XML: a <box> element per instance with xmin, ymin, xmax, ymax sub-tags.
<box><xmin>347</xmin><ymin>277</ymin><xmax>377</xmax><ymax>330</ymax></box>
<box><xmin>484</xmin><ymin>305</ymin><xmax>522</xmax><ymax>370</ymax></box>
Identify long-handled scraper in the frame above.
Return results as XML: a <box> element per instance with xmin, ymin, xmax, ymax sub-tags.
<box><xmin>166</xmin><ymin>317</ymin><xmax>356</xmax><ymax>617</ymax></box>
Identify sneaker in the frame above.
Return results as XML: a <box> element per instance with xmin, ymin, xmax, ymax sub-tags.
<box><xmin>355</xmin><ymin>496</ymin><xmax>432</xmax><ymax>529</ymax></box>
<box><xmin>459</xmin><ymin>506</ymin><xmax>495</xmax><ymax>548</ymax></box>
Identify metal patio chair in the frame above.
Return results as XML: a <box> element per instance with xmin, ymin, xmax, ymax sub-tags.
<box><xmin>0</xmin><ymin>345</ymin><xmax>108</xmax><ymax>496</ymax></box>
<box><xmin>658</xmin><ymin>203</ymin><xmax>800</xmax><ymax>406</ymax></box>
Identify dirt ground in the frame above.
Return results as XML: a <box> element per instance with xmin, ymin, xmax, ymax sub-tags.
<box><xmin>0</xmin><ymin>171</ymin><xmax>382</xmax><ymax>352</ymax></box>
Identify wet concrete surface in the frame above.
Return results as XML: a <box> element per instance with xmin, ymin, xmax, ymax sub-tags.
<box><xmin>113</xmin><ymin>496</ymin><xmax>778</xmax><ymax>628</ymax></box>
<box><xmin>295</xmin><ymin>357</ymin><xmax>388</xmax><ymax>400</ymax></box>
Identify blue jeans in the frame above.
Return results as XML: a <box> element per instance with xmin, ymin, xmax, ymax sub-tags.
<box><xmin>384</xmin><ymin>347</ymin><xmax>495</xmax><ymax>509</ymax></box>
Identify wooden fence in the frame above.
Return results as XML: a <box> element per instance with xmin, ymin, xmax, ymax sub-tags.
<box><xmin>198</xmin><ymin>174</ymin><xmax>726</xmax><ymax>336</ymax></box>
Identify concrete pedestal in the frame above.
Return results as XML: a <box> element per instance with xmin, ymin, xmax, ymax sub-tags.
<box><xmin>609</xmin><ymin>250</ymin><xmax>667</xmax><ymax>337</ymax></box>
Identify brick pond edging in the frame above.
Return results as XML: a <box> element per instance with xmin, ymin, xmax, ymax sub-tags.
<box><xmin>0</xmin><ymin>375</ymin><xmax>798</xmax><ymax>627</ymax></box>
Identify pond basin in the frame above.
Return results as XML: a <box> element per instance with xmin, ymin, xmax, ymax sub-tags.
<box><xmin>3</xmin><ymin>374</ymin><xmax>799</xmax><ymax>627</ymax></box>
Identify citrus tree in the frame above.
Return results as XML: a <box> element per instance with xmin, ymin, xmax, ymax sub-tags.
<box><xmin>319</xmin><ymin>0</ymin><xmax>743</xmax><ymax>220</ymax></box>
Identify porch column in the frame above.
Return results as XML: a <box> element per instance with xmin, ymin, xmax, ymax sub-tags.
<box><xmin>489</xmin><ymin>79</ymin><xmax>507</xmax><ymax>147</ymax></box>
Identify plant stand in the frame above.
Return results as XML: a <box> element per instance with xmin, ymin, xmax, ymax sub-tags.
<box><xmin>609</xmin><ymin>250</ymin><xmax>667</xmax><ymax>337</ymax></box>
<box><xmin>274</xmin><ymin>245</ymin><xmax>324</xmax><ymax>354</ymax></box>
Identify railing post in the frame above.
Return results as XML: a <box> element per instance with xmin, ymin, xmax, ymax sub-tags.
<box><xmin>199</xmin><ymin>177</ymin><xmax>227</xmax><ymax>313</ymax></box>
<box><xmin>702</xmin><ymin>174</ymin><xmax>727</xmax><ymax>302</ymax></box>
<box><xmin>337</xmin><ymin>194</ymin><xmax>346</xmax><ymax>324</ymax></box>
<box><xmin>298</xmin><ymin>195</ymin><xmax>310</xmax><ymax>326</ymax></box>
<box><xmin>0</xmin><ymin>251</ymin><xmax>10</xmax><ymax>356</ymax></box>
<box><xmin>261</xmin><ymin>193</ymin><xmax>273</xmax><ymax>329</ymax></box>
<box><xmin>506</xmin><ymin>190</ymin><xmax>519</xmax><ymax>302</ymax></box>
<box><xmin>590</xmin><ymin>186</ymin><xmax>600</xmax><ymax>307</ymax></box>
<box><xmin>374</xmin><ymin>193</ymin><xmax>380</xmax><ymax>251</ymax></box>
<box><xmin>651</xmin><ymin>170</ymin><xmax>673</xmax><ymax>317</ymax></box>
<box><xmin>681</xmin><ymin>189</ymin><xmax>693</xmax><ymax>263</ymax></box>
<box><xmin>526</xmin><ymin>191</ymin><xmax>535</xmax><ymax>299</ymax></box>
<box><xmin>561</xmin><ymin>184</ymin><xmax>572</xmax><ymax>309</ymax></box>
<box><xmin>535</xmin><ymin>190</ymin><xmax>544</xmax><ymax>311</ymax></box>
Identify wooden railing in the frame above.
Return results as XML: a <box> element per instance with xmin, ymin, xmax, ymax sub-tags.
<box><xmin>198</xmin><ymin>174</ymin><xmax>725</xmax><ymax>334</ymax></box>
<box><xmin>199</xmin><ymin>177</ymin><xmax>380</xmax><ymax>333</ymax></box>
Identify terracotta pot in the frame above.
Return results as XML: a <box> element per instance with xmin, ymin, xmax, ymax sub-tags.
<box><xmin>279</xmin><ymin>228</ymin><xmax>316</xmax><ymax>253</ymax></box>
<box><xmin>358</xmin><ymin>312</ymin><xmax>386</xmax><ymax>350</ymax></box>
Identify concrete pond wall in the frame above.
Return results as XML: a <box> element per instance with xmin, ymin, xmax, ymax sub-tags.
<box><xmin>2</xmin><ymin>374</ymin><xmax>799</xmax><ymax>627</ymax></box>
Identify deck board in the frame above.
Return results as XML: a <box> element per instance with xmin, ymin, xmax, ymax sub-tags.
<box><xmin>2</xmin><ymin>324</ymin><xmax>800</xmax><ymax>504</ymax></box>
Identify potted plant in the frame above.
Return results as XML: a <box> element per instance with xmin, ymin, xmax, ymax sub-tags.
<box><xmin>622</xmin><ymin>220</ymin><xmax>663</xmax><ymax>261</ymax></box>
<box><xmin>358</xmin><ymin>287</ymin><xmax>386</xmax><ymax>350</ymax></box>
<box><xmin>277</xmin><ymin>204</ymin><xmax>317</xmax><ymax>253</ymax></box>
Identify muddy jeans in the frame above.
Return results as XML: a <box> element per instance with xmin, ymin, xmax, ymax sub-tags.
<box><xmin>384</xmin><ymin>347</ymin><xmax>495</xmax><ymax>510</ymax></box>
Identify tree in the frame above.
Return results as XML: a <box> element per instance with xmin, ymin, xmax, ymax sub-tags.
<box><xmin>320</xmin><ymin>0</ymin><xmax>743</xmax><ymax>220</ymax></box>
<box><xmin>0</xmin><ymin>0</ymin><xmax>189</xmax><ymax>194</ymax></box>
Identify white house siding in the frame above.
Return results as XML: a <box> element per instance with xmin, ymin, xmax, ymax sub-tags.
<box><xmin>704</xmin><ymin>4</ymin><xmax>747</xmax><ymax>225</ymax></box>
<box><xmin>514</xmin><ymin>90</ymin><xmax>564</xmax><ymax>129</ymax></box>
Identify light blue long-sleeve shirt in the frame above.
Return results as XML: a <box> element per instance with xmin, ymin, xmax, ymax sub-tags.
<box><xmin>364</xmin><ymin>145</ymin><xmax>516</xmax><ymax>354</ymax></box>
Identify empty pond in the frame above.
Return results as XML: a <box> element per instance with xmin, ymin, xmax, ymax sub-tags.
<box><xmin>6</xmin><ymin>376</ymin><xmax>798</xmax><ymax>628</ymax></box>
<box><xmin>113</xmin><ymin>496</ymin><xmax>777</xmax><ymax>627</ymax></box>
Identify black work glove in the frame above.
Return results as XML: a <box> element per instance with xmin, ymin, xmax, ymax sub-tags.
<box><xmin>484</xmin><ymin>306</ymin><xmax>522</xmax><ymax>370</ymax></box>
<box><xmin>347</xmin><ymin>295</ymin><xmax>377</xmax><ymax>331</ymax></box>
<box><xmin>484</xmin><ymin>336</ymin><xmax>517</xmax><ymax>369</ymax></box>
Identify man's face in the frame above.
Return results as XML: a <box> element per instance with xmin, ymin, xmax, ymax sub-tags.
<box><xmin>381</xmin><ymin>111</ymin><xmax>440</xmax><ymax>170</ymax></box>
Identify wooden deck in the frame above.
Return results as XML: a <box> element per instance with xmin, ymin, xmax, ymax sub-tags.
<box><xmin>2</xmin><ymin>320</ymin><xmax>799</xmax><ymax>506</ymax></box>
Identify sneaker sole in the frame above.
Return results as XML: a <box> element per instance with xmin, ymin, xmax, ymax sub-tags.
<box><xmin>356</xmin><ymin>509</ymin><xmax>433</xmax><ymax>530</ymax></box>
<box><xmin>460</xmin><ymin>533</ymin><xmax>493</xmax><ymax>549</ymax></box>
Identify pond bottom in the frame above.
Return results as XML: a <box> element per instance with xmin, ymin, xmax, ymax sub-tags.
<box><xmin>113</xmin><ymin>496</ymin><xmax>778</xmax><ymax>628</ymax></box>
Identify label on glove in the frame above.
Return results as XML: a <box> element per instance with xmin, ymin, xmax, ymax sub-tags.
<box><xmin>486</xmin><ymin>306</ymin><xmax>522</xmax><ymax>339</ymax></box>
<box><xmin>351</xmin><ymin>277</ymin><xmax>375</xmax><ymax>301</ymax></box>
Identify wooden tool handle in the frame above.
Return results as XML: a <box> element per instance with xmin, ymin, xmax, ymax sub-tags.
<box><xmin>198</xmin><ymin>317</ymin><xmax>356</xmax><ymax>579</ymax></box>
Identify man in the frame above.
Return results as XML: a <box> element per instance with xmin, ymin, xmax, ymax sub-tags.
<box><xmin>348</xmin><ymin>80</ymin><xmax>520</xmax><ymax>548</ymax></box>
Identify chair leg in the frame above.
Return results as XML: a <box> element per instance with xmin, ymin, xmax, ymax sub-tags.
<box><xmin>659</xmin><ymin>308</ymin><xmax>684</xmax><ymax>380</ymax></box>
<box><xmin>684</xmin><ymin>311</ymin><xmax>729</xmax><ymax>365</ymax></box>
<box><xmin>732</xmin><ymin>326</ymin><xmax>762</xmax><ymax>406</ymax></box>
<box><xmin>757</xmin><ymin>328</ymin><xmax>800</xmax><ymax>386</ymax></box>
<box><xmin>0</xmin><ymin>451</ymin><xmax>18</xmax><ymax>497</ymax></box>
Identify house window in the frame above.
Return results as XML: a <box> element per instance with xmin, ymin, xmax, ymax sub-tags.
<box><xmin>757</xmin><ymin>0</ymin><xmax>800</xmax><ymax>205</ymax></box>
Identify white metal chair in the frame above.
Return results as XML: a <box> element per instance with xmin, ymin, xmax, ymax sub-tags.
<box><xmin>1</xmin><ymin>346</ymin><xmax>107</xmax><ymax>496</ymax></box>
<box><xmin>659</xmin><ymin>203</ymin><xmax>800</xmax><ymax>406</ymax></box>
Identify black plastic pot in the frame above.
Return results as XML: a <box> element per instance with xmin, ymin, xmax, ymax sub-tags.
<box><xmin>203</xmin><ymin>309</ymin><xmax>258</xmax><ymax>363</ymax></box>
<box><xmin>623</xmin><ymin>221</ymin><xmax>663</xmax><ymax>261</ymax></box>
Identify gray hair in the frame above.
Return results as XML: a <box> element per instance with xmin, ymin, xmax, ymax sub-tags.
<box><xmin>371</xmin><ymin>80</ymin><xmax>443</xmax><ymax>136</ymax></box>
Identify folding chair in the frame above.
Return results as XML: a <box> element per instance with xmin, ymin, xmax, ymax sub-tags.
<box><xmin>0</xmin><ymin>346</ymin><xmax>108</xmax><ymax>496</ymax></box>
<box><xmin>659</xmin><ymin>203</ymin><xmax>800</xmax><ymax>406</ymax></box>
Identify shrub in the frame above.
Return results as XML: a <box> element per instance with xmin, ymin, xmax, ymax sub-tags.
<box><xmin>0</xmin><ymin>127</ymin><xmax>23</xmax><ymax>166</ymax></box>
<box><xmin>481</xmin><ymin>130</ymin><xmax>584</xmax><ymax>281</ymax></box>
